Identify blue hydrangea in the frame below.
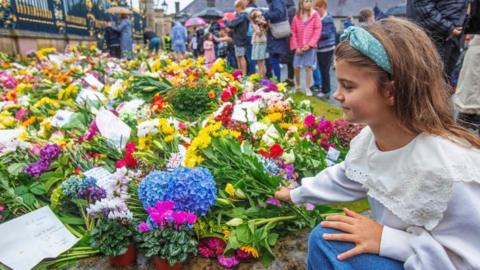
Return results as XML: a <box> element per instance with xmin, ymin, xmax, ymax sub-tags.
<box><xmin>62</xmin><ymin>176</ymin><xmax>82</xmax><ymax>198</ymax></box>
<box><xmin>259</xmin><ymin>156</ymin><xmax>280</xmax><ymax>176</ymax></box>
<box><xmin>138</xmin><ymin>167</ymin><xmax>217</xmax><ymax>216</ymax></box>
<box><xmin>138</xmin><ymin>170</ymin><xmax>171</xmax><ymax>209</ymax></box>
<box><xmin>81</xmin><ymin>177</ymin><xmax>97</xmax><ymax>187</ymax></box>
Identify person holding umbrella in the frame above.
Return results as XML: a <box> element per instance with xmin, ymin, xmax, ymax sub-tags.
<box><xmin>107</xmin><ymin>8</ymin><xmax>133</xmax><ymax>59</ymax></box>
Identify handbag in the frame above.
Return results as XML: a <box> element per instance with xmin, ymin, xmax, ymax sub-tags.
<box><xmin>270</xmin><ymin>20</ymin><xmax>291</xmax><ymax>39</ymax></box>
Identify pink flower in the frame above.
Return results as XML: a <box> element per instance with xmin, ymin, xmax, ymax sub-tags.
<box><xmin>155</xmin><ymin>201</ymin><xmax>175</xmax><ymax>212</ymax></box>
<box><xmin>15</xmin><ymin>109</ymin><xmax>29</xmax><ymax>121</ymax></box>
<box><xmin>305</xmin><ymin>203</ymin><xmax>315</xmax><ymax>211</ymax></box>
<box><xmin>304</xmin><ymin>114</ymin><xmax>317</xmax><ymax>128</ymax></box>
<box><xmin>198</xmin><ymin>246</ymin><xmax>216</xmax><ymax>258</ymax></box>
<box><xmin>218</xmin><ymin>255</ymin><xmax>240</xmax><ymax>268</ymax></box>
<box><xmin>232</xmin><ymin>70</ymin><xmax>243</xmax><ymax>81</ymax></box>
<box><xmin>138</xmin><ymin>222</ymin><xmax>150</xmax><ymax>233</ymax></box>
<box><xmin>266</xmin><ymin>197</ymin><xmax>281</xmax><ymax>207</ymax></box>
<box><xmin>304</xmin><ymin>131</ymin><xmax>315</xmax><ymax>142</ymax></box>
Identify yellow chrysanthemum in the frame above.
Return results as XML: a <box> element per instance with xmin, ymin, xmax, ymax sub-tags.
<box><xmin>266</xmin><ymin>112</ymin><xmax>283</xmax><ymax>123</ymax></box>
<box><xmin>225</xmin><ymin>183</ymin><xmax>236</xmax><ymax>198</ymax></box>
<box><xmin>223</xmin><ymin>229</ymin><xmax>231</xmax><ymax>240</ymax></box>
<box><xmin>240</xmin><ymin>245</ymin><xmax>259</xmax><ymax>258</ymax></box>
<box><xmin>36</xmin><ymin>47</ymin><xmax>56</xmax><ymax>60</ymax></box>
<box><xmin>151</xmin><ymin>61</ymin><xmax>161</xmax><ymax>72</ymax></box>
<box><xmin>164</xmin><ymin>135</ymin><xmax>174</xmax><ymax>142</ymax></box>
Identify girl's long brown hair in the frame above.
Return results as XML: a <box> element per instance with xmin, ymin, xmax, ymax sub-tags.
<box><xmin>335</xmin><ymin>18</ymin><xmax>480</xmax><ymax>148</ymax></box>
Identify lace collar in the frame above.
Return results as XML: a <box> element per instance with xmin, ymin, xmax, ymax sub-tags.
<box><xmin>345</xmin><ymin>127</ymin><xmax>480</xmax><ymax>230</ymax></box>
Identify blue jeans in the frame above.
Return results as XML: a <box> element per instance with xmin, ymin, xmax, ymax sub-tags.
<box><xmin>269</xmin><ymin>53</ymin><xmax>282</xmax><ymax>81</ymax></box>
<box><xmin>313</xmin><ymin>50</ymin><xmax>334</xmax><ymax>95</ymax></box>
<box><xmin>246</xmin><ymin>37</ymin><xmax>256</xmax><ymax>75</ymax></box>
<box><xmin>308</xmin><ymin>226</ymin><xmax>404</xmax><ymax>270</ymax></box>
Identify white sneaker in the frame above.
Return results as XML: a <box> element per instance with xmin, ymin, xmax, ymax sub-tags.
<box><xmin>316</xmin><ymin>92</ymin><xmax>328</xmax><ymax>99</ymax></box>
<box><xmin>305</xmin><ymin>88</ymin><xmax>313</xmax><ymax>96</ymax></box>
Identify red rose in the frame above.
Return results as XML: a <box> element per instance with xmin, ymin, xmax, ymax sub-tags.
<box><xmin>258</xmin><ymin>149</ymin><xmax>270</xmax><ymax>158</ymax></box>
<box><xmin>115</xmin><ymin>159</ymin><xmax>127</xmax><ymax>168</ymax></box>
<box><xmin>269</xmin><ymin>144</ymin><xmax>284</xmax><ymax>158</ymax></box>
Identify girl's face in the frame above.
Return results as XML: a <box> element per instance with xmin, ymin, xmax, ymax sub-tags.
<box><xmin>333</xmin><ymin>60</ymin><xmax>394</xmax><ymax>125</ymax></box>
<box><xmin>302</xmin><ymin>0</ymin><xmax>313</xmax><ymax>11</ymax></box>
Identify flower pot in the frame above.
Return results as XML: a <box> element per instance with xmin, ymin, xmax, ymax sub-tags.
<box><xmin>109</xmin><ymin>244</ymin><xmax>137</xmax><ymax>267</ymax></box>
<box><xmin>153</xmin><ymin>256</ymin><xmax>182</xmax><ymax>270</ymax></box>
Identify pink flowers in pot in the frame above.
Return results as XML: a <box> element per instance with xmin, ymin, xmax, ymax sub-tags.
<box><xmin>138</xmin><ymin>200</ymin><xmax>197</xmax><ymax>232</ymax></box>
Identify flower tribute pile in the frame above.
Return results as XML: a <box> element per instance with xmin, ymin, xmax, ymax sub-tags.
<box><xmin>0</xmin><ymin>47</ymin><xmax>363</xmax><ymax>268</ymax></box>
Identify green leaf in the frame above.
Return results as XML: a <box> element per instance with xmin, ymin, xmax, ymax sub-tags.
<box><xmin>235</xmin><ymin>224</ymin><xmax>253</xmax><ymax>244</ymax></box>
<box><xmin>30</xmin><ymin>183</ymin><xmax>47</xmax><ymax>195</ymax></box>
<box><xmin>7</xmin><ymin>163</ymin><xmax>27</xmax><ymax>176</ymax></box>
<box><xmin>268</xmin><ymin>233</ymin><xmax>279</xmax><ymax>246</ymax></box>
<box><xmin>21</xmin><ymin>193</ymin><xmax>35</xmax><ymax>206</ymax></box>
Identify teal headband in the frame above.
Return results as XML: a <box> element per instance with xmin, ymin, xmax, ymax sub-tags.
<box><xmin>340</xmin><ymin>26</ymin><xmax>393</xmax><ymax>75</ymax></box>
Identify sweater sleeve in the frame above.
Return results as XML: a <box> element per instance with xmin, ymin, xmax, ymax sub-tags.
<box><xmin>290</xmin><ymin>17</ymin><xmax>298</xmax><ymax>50</ymax></box>
<box><xmin>290</xmin><ymin>162</ymin><xmax>367</xmax><ymax>205</ymax></box>
<box><xmin>380</xmin><ymin>182</ymin><xmax>480</xmax><ymax>269</ymax></box>
<box><xmin>308</xmin><ymin>13</ymin><xmax>322</xmax><ymax>48</ymax></box>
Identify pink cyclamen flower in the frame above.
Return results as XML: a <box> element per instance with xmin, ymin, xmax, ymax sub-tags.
<box><xmin>235</xmin><ymin>248</ymin><xmax>252</xmax><ymax>261</ymax></box>
<box><xmin>138</xmin><ymin>222</ymin><xmax>150</xmax><ymax>233</ymax></box>
<box><xmin>266</xmin><ymin>197</ymin><xmax>282</xmax><ymax>207</ymax></box>
<box><xmin>305</xmin><ymin>203</ymin><xmax>315</xmax><ymax>211</ymax></box>
<box><xmin>218</xmin><ymin>255</ymin><xmax>240</xmax><ymax>268</ymax></box>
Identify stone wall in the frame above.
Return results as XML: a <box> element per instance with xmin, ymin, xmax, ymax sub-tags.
<box><xmin>0</xmin><ymin>29</ymin><xmax>96</xmax><ymax>56</ymax></box>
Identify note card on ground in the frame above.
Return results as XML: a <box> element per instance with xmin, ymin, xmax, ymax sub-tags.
<box><xmin>0</xmin><ymin>206</ymin><xmax>79</xmax><ymax>270</ymax></box>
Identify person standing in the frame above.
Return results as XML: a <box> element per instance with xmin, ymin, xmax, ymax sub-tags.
<box><xmin>312</xmin><ymin>0</ymin><xmax>336</xmax><ymax>98</ymax></box>
<box><xmin>190</xmin><ymin>33</ymin><xmax>199</xmax><ymax>57</ymax></box>
<box><xmin>171</xmin><ymin>21</ymin><xmax>188</xmax><ymax>61</ymax></box>
<box><xmin>250</xmin><ymin>10</ymin><xmax>269</xmax><ymax>77</ymax></box>
<box><xmin>204</xmin><ymin>33</ymin><xmax>216</xmax><ymax>67</ymax></box>
<box><xmin>290</xmin><ymin>0</ymin><xmax>322</xmax><ymax>95</ymax></box>
<box><xmin>407</xmin><ymin>0</ymin><xmax>469</xmax><ymax>87</ymax></box>
<box><xmin>225</xmin><ymin>0</ymin><xmax>250</xmax><ymax>76</ymax></box>
<box><xmin>263</xmin><ymin>0</ymin><xmax>290</xmax><ymax>81</ymax></box>
<box><xmin>246</xmin><ymin>0</ymin><xmax>258</xmax><ymax>75</ymax></box>
<box><xmin>104</xmin><ymin>18</ymin><xmax>121</xmax><ymax>58</ymax></box>
<box><xmin>112</xmin><ymin>13</ymin><xmax>133</xmax><ymax>59</ymax></box>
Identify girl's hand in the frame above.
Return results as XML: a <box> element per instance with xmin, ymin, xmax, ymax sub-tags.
<box><xmin>274</xmin><ymin>187</ymin><xmax>292</xmax><ymax>202</ymax></box>
<box><xmin>295</xmin><ymin>48</ymin><xmax>303</xmax><ymax>55</ymax></box>
<box><xmin>320</xmin><ymin>208</ymin><xmax>383</xmax><ymax>260</ymax></box>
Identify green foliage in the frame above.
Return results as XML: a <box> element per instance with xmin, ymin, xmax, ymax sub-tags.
<box><xmin>138</xmin><ymin>226</ymin><xmax>198</xmax><ymax>266</ymax></box>
<box><xmin>169</xmin><ymin>85</ymin><xmax>215</xmax><ymax>121</ymax></box>
<box><xmin>90</xmin><ymin>219</ymin><xmax>136</xmax><ymax>256</ymax></box>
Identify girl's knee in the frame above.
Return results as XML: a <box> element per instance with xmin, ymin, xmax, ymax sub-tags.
<box><xmin>308</xmin><ymin>225</ymin><xmax>342</xmax><ymax>248</ymax></box>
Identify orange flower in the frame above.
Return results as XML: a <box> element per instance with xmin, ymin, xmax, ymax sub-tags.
<box><xmin>5</xmin><ymin>90</ymin><xmax>17</xmax><ymax>101</ymax></box>
<box><xmin>208</xmin><ymin>90</ymin><xmax>216</xmax><ymax>99</ymax></box>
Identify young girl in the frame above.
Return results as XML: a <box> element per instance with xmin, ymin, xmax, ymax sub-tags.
<box><xmin>249</xmin><ymin>9</ymin><xmax>269</xmax><ymax>77</ymax></box>
<box><xmin>290</xmin><ymin>0</ymin><xmax>321</xmax><ymax>95</ymax></box>
<box><xmin>203</xmin><ymin>33</ymin><xmax>216</xmax><ymax>67</ymax></box>
<box><xmin>275</xmin><ymin>18</ymin><xmax>480</xmax><ymax>269</ymax></box>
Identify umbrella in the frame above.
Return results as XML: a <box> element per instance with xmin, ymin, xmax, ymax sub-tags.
<box><xmin>185</xmin><ymin>17</ymin><xmax>207</xmax><ymax>27</ymax></box>
<box><xmin>223</xmin><ymin>12</ymin><xmax>236</xmax><ymax>21</ymax></box>
<box><xmin>194</xmin><ymin>8</ymin><xmax>224</xmax><ymax>20</ymax></box>
<box><xmin>385</xmin><ymin>4</ymin><xmax>407</xmax><ymax>17</ymax></box>
<box><xmin>107</xmin><ymin>6</ymin><xmax>133</xmax><ymax>15</ymax></box>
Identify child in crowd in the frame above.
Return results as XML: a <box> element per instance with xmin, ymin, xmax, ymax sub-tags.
<box><xmin>225</xmin><ymin>0</ymin><xmax>249</xmax><ymax>75</ymax></box>
<box><xmin>290</xmin><ymin>0</ymin><xmax>322</xmax><ymax>95</ymax></box>
<box><xmin>249</xmin><ymin>9</ymin><xmax>269</xmax><ymax>77</ymax></box>
<box><xmin>275</xmin><ymin>18</ymin><xmax>480</xmax><ymax>269</ymax></box>
<box><xmin>214</xmin><ymin>27</ymin><xmax>233</xmax><ymax>60</ymax></box>
<box><xmin>203</xmin><ymin>33</ymin><xmax>216</xmax><ymax>67</ymax></box>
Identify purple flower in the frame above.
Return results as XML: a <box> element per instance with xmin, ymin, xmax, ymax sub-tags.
<box><xmin>23</xmin><ymin>158</ymin><xmax>50</xmax><ymax>177</ymax></box>
<box><xmin>305</xmin><ymin>203</ymin><xmax>315</xmax><ymax>211</ymax></box>
<box><xmin>138</xmin><ymin>222</ymin><xmax>151</xmax><ymax>233</ymax></box>
<box><xmin>217</xmin><ymin>255</ymin><xmax>240</xmax><ymax>268</ymax></box>
<box><xmin>283</xmin><ymin>163</ymin><xmax>296</xmax><ymax>180</ymax></box>
<box><xmin>266</xmin><ymin>197</ymin><xmax>282</xmax><ymax>207</ymax></box>
<box><xmin>261</xmin><ymin>79</ymin><xmax>278</xmax><ymax>92</ymax></box>
<box><xmin>40</xmin><ymin>144</ymin><xmax>61</xmax><ymax>160</ymax></box>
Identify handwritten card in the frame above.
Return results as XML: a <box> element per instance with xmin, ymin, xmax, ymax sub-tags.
<box><xmin>0</xmin><ymin>206</ymin><xmax>79</xmax><ymax>270</ymax></box>
<box><xmin>51</xmin><ymin>110</ymin><xmax>74</xmax><ymax>128</ymax></box>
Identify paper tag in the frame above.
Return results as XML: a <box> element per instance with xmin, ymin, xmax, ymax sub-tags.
<box><xmin>95</xmin><ymin>109</ymin><xmax>131</xmax><ymax>149</ymax></box>
<box><xmin>326</xmin><ymin>147</ymin><xmax>341</xmax><ymax>166</ymax></box>
<box><xmin>75</xmin><ymin>88</ymin><xmax>106</xmax><ymax>105</ymax></box>
<box><xmin>84</xmin><ymin>167</ymin><xmax>114</xmax><ymax>189</ymax></box>
<box><xmin>84</xmin><ymin>74</ymin><xmax>104</xmax><ymax>90</ymax></box>
<box><xmin>0</xmin><ymin>206</ymin><xmax>79</xmax><ymax>270</ymax></box>
<box><xmin>48</xmin><ymin>54</ymin><xmax>64</xmax><ymax>66</ymax></box>
<box><xmin>51</xmin><ymin>110</ymin><xmax>74</xmax><ymax>127</ymax></box>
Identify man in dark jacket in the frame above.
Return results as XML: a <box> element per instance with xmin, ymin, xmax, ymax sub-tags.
<box><xmin>225</xmin><ymin>0</ymin><xmax>249</xmax><ymax>75</ymax></box>
<box><xmin>263</xmin><ymin>0</ymin><xmax>290</xmax><ymax>81</ymax></box>
<box><xmin>104</xmin><ymin>18</ymin><xmax>121</xmax><ymax>58</ymax></box>
<box><xmin>143</xmin><ymin>30</ymin><xmax>161</xmax><ymax>53</ymax></box>
<box><xmin>407</xmin><ymin>0</ymin><xmax>469</xmax><ymax>85</ymax></box>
